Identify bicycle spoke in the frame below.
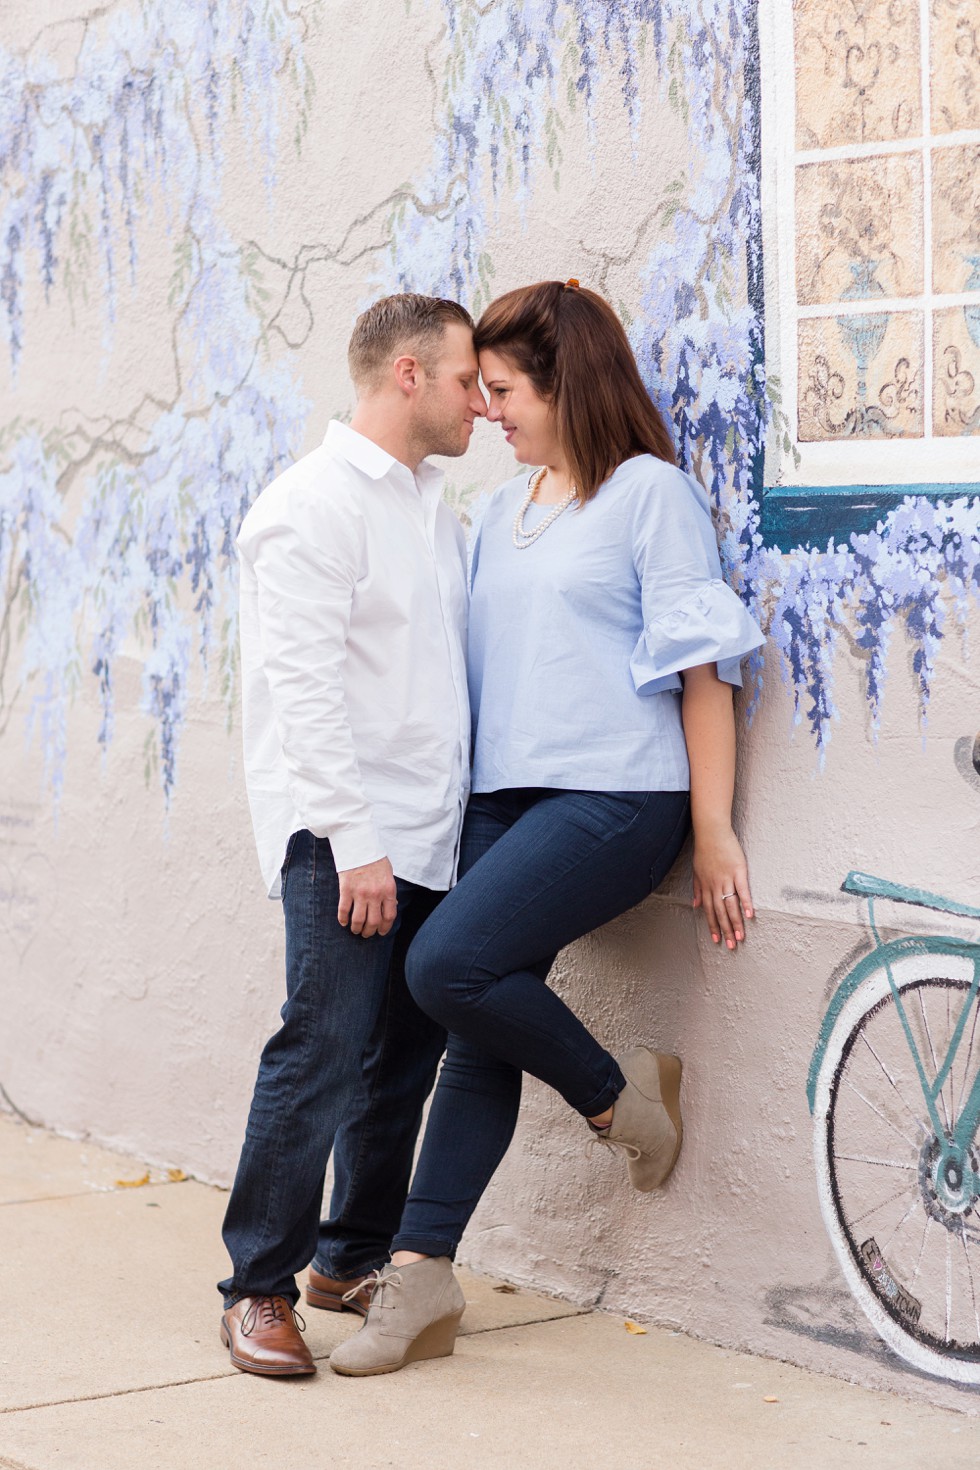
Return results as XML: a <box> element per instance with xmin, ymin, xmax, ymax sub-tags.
<box><xmin>947</xmin><ymin>989</ymin><xmax>956</xmax><ymax>1126</ymax></box>
<box><xmin>880</xmin><ymin>1194</ymin><xmax>919</xmax><ymax>1254</ymax></box>
<box><xmin>848</xmin><ymin>1179</ymin><xmax>919</xmax><ymax>1229</ymax></box>
<box><xmin>955</xmin><ymin>999</ymin><xmax>980</xmax><ymax>1120</ymax></box>
<box><xmin>843</xmin><ymin>1077</ymin><xmax>923</xmax><ymax>1152</ymax></box>
<box><xmin>918</xmin><ymin>988</ymin><xmax>950</xmax><ymax>1133</ymax></box>
<box><xmin>834</xmin><ymin>1153</ymin><xmax>916</xmax><ymax>1170</ymax></box>
<box><xmin>911</xmin><ymin>1214</ymin><xmax>931</xmax><ymax>1289</ymax></box>
<box><xmin>859</xmin><ymin>1032</ymin><xmax>927</xmax><ymax>1131</ymax></box>
<box><xmin>959</xmin><ymin>1221</ymin><xmax>980</xmax><ymax>1345</ymax></box>
<box><xmin>944</xmin><ymin>986</ymin><xmax>965</xmax><ymax>1136</ymax></box>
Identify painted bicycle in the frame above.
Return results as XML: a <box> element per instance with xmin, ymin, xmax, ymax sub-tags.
<box><xmin>808</xmin><ymin>870</ymin><xmax>980</xmax><ymax>1383</ymax></box>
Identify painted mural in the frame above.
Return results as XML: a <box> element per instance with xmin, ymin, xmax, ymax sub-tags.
<box><xmin>2</xmin><ymin>0</ymin><xmax>979</xmax><ymax>809</ymax></box>
<box><xmin>2</xmin><ymin>0</ymin><xmax>980</xmax><ymax>1394</ymax></box>
<box><xmin>0</xmin><ymin>4</ymin><xmax>314</xmax><ymax>802</ymax></box>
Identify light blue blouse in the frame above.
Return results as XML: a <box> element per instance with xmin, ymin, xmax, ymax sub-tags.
<box><xmin>467</xmin><ymin>455</ymin><xmax>765</xmax><ymax>794</ymax></box>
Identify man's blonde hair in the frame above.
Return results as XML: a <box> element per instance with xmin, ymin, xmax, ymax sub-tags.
<box><xmin>348</xmin><ymin>293</ymin><xmax>473</xmax><ymax>391</ymax></box>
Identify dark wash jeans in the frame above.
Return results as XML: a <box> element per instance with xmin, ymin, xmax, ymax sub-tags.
<box><xmin>391</xmin><ymin>786</ymin><xmax>691</xmax><ymax>1259</ymax></box>
<box><xmin>219</xmin><ymin>830</ymin><xmax>446</xmax><ymax>1307</ymax></box>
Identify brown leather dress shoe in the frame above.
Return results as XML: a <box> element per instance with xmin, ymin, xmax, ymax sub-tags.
<box><xmin>306</xmin><ymin>1266</ymin><xmax>371</xmax><ymax>1316</ymax></box>
<box><xmin>220</xmin><ymin>1295</ymin><xmax>316</xmax><ymax>1377</ymax></box>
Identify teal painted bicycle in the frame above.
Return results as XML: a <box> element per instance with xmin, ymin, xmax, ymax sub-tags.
<box><xmin>808</xmin><ymin>871</ymin><xmax>980</xmax><ymax>1382</ymax></box>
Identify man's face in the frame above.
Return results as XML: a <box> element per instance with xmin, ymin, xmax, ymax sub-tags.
<box><xmin>413</xmin><ymin>322</ymin><xmax>487</xmax><ymax>458</ymax></box>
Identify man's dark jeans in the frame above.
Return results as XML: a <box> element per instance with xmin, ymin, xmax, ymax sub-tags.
<box><xmin>390</xmin><ymin>787</ymin><xmax>691</xmax><ymax>1259</ymax></box>
<box><xmin>219</xmin><ymin>831</ymin><xmax>445</xmax><ymax>1307</ymax></box>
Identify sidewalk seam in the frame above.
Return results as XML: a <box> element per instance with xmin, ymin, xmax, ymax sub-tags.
<box><xmin>0</xmin><ymin>1373</ymin><xmax>240</xmax><ymax>1416</ymax></box>
<box><xmin>462</xmin><ymin>1307</ymin><xmax>591</xmax><ymax>1336</ymax></box>
<box><xmin>0</xmin><ymin>1310</ymin><xmax>595</xmax><ymax>1416</ymax></box>
<box><xmin>1</xmin><ymin>1183</ymin><xmax>190</xmax><ymax>1208</ymax></box>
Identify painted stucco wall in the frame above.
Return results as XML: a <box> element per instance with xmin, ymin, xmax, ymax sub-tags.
<box><xmin>2</xmin><ymin>0</ymin><xmax>979</xmax><ymax>1409</ymax></box>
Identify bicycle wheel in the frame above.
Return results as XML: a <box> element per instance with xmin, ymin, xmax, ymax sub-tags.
<box><xmin>813</xmin><ymin>945</ymin><xmax>980</xmax><ymax>1382</ymax></box>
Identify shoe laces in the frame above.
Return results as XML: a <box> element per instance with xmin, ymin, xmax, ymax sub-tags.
<box><xmin>349</xmin><ymin>1268</ymin><xmax>403</xmax><ymax>1312</ymax></box>
<box><xmin>586</xmin><ymin>1130</ymin><xmax>641</xmax><ymax>1163</ymax></box>
<box><xmin>240</xmin><ymin>1295</ymin><xmax>306</xmax><ymax>1336</ymax></box>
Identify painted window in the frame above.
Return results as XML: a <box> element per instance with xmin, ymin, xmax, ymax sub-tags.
<box><xmin>760</xmin><ymin>0</ymin><xmax>980</xmax><ymax>547</ymax></box>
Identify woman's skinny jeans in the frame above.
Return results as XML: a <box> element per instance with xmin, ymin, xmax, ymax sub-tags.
<box><xmin>391</xmin><ymin>786</ymin><xmax>690</xmax><ymax>1259</ymax></box>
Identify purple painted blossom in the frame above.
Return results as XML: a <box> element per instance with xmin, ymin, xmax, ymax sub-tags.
<box><xmin>0</xmin><ymin>2</ymin><xmax>311</xmax><ymax>804</ymax></box>
<box><xmin>385</xmin><ymin>0</ymin><xmax>980</xmax><ymax>754</ymax></box>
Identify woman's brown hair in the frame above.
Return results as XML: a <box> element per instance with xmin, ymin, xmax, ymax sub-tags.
<box><xmin>473</xmin><ymin>280</ymin><xmax>676</xmax><ymax>500</ymax></box>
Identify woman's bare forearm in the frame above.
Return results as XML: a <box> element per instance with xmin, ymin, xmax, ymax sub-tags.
<box><xmin>680</xmin><ymin>662</ymin><xmax>754</xmax><ymax>948</ymax></box>
<box><xmin>681</xmin><ymin>661</ymin><xmax>737</xmax><ymax>837</ymax></box>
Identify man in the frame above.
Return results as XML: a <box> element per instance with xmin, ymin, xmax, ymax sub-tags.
<box><xmin>219</xmin><ymin>294</ymin><xmax>486</xmax><ymax>1376</ymax></box>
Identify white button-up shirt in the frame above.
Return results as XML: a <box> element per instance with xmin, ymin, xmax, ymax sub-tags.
<box><xmin>237</xmin><ymin>421</ymin><xmax>471</xmax><ymax>898</ymax></box>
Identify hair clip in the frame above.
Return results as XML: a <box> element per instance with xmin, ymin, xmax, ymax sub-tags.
<box><xmin>564</xmin><ymin>277</ymin><xmax>580</xmax><ymax>290</ymax></box>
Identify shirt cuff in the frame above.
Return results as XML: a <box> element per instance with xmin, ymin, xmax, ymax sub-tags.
<box><xmin>322</xmin><ymin>820</ymin><xmax>386</xmax><ymax>873</ymax></box>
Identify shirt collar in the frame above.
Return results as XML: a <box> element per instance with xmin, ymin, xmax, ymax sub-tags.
<box><xmin>324</xmin><ymin>420</ymin><xmax>445</xmax><ymax>495</ymax></box>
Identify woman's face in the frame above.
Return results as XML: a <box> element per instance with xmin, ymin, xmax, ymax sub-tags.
<box><xmin>479</xmin><ymin>348</ymin><xmax>561</xmax><ymax>466</ymax></box>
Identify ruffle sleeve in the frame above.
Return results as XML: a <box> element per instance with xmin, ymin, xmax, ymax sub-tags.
<box><xmin>630</xmin><ymin>578</ymin><xmax>765</xmax><ymax>695</ymax></box>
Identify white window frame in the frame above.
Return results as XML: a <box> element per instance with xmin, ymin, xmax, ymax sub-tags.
<box><xmin>760</xmin><ymin>0</ymin><xmax>980</xmax><ymax>490</ymax></box>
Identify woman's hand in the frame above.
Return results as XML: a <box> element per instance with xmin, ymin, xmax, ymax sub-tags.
<box><xmin>692</xmin><ymin>824</ymin><xmax>754</xmax><ymax>951</ymax></box>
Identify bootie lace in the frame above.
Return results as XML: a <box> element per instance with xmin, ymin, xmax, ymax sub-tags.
<box><xmin>346</xmin><ymin>1269</ymin><xmax>403</xmax><ymax>1314</ymax></box>
<box><xmin>586</xmin><ymin>1129</ymin><xmax>641</xmax><ymax>1163</ymax></box>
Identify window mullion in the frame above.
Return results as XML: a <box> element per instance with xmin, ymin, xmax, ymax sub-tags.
<box><xmin>920</xmin><ymin>0</ymin><xmax>934</xmax><ymax>442</ymax></box>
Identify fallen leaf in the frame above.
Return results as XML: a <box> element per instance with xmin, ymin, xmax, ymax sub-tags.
<box><xmin>624</xmin><ymin>1320</ymin><xmax>648</xmax><ymax>1335</ymax></box>
<box><xmin>763</xmin><ymin>1395</ymin><xmax>779</xmax><ymax>1404</ymax></box>
<box><xmin>167</xmin><ymin>1168</ymin><xmax>187</xmax><ymax>1182</ymax></box>
<box><xmin>115</xmin><ymin>1171</ymin><xmax>150</xmax><ymax>1188</ymax></box>
<box><xmin>492</xmin><ymin>1283</ymin><xmax>518</xmax><ymax>1294</ymax></box>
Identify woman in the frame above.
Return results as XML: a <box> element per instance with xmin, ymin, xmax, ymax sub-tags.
<box><xmin>329</xmin><ymin>280</ymin><xmax>765</xmax><ymax>1376</ymax></box>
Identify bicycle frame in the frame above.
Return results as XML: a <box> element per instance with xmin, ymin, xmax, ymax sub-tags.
<box><xmin>808</xmin><ymin>872</ymin><xmax>980</xmax><ymax>1193</ymax></box>
<box><xmin>806</xmin><ymin>933</ymin><xmax>980</xmax><ymax>1111</ymax></box>
<box><xmin>807</xmin><ymin>871</ymin><xmax>980</xmax><ymax>1377</ymax></box>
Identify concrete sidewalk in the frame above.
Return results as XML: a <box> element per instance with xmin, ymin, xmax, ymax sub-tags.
<box><xmin>2</xmin><ymin>1115</ymin><xmax>979</xmax><ymax>1470</ymax></box>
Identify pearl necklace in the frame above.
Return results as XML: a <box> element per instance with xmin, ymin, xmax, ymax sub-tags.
<box><xmin>512</xmin><ymin>467</ymin><xmax>577</xmax><ymax>549</ymax></box>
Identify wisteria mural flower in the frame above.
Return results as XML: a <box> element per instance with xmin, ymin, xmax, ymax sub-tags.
<box><xmin>0</xmin><ymin>0</ymin><xmax>314</xmax><ymax>803</ymax></box>
<box><xmin>377</xmin><ymin>0</ymin><xmax>980</xmax><ymax>756</ymax></box>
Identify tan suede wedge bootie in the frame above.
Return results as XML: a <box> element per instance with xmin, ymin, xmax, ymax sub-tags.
<box><xmin>592</xmin><ymin>1045</ymin><xmax>683</xmax><ymax>1192</ymax></box>
<box><xmin>328</xmin><ymin>1257</ymin><xmax>465</xmax><ymax>1377</ymax></box>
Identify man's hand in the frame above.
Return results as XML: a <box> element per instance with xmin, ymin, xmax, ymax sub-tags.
<box><xmin>337</xmin><ymin>857</ymin><xmax>397</xmax><ymax>938</ymax></box>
